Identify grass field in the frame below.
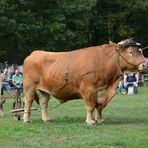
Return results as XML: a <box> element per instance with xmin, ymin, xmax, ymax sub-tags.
<box><xmin>0</xmin><ymin>86</ymin><xmax>148</xmax><ymax>148</ymax></box>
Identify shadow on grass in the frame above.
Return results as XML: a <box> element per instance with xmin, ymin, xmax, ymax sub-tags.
<box><xmin>105</xmin><ymin>116</ymin><xmax>148</xmax><ymax>125</ymax></box>
<box><xmin>50</xmin><ymin>116</ymin><xmax>85</xmax><ymax>124</ymax></box>
<box><xmin>31</xmin><ymin>115</ymin><xmax>148</xmax><ymax>126</ymax></box>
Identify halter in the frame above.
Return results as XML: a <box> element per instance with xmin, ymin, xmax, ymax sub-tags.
<box><xmin>116</xmin><ymin>48</ymin><xmax>144</xmax><ymax>67</ymax></box>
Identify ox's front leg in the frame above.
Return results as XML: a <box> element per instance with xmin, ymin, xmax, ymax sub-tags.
<box><xmin>36</xmin><ymin>90</ymin><xmax>50</xmax><ymax>122</ymax></box>
<box><xmin>95</xmin><ymin>88</ymin><xmax>107</xmax><ymax>124</ymax></box>
<box><xmin>95</xmin><ymin>104</ymin><xmax>105</xmax><ymax>124</ymax></box>
<box><xmin>82</xmin><ymin>87</ymin><xmax>96</xmax><ymax>125</ymax></box>
<box><xmin>85</xmin><ymin>105</ymin><xmax>95</xmax><ymax>125</ymax></box>
<box><xmin>96</xmin><ymin>87</ymin><xmax>117</xmax><ymax>124</ymax></box>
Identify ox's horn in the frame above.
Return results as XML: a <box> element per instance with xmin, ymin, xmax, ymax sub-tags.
<box><xmin>142</xmin><ymin>46</ymin><xmax>148</xmax><ymax>51</ymax></box>
<box><xmin>117</xmin><ymin>41</ymin><xmax>125</xmax><ymax>46</ymax></box>
<box><xmin>136</xmin><ymin>42</ymin><xmax>141</xmax><ymax>46</ymax></box>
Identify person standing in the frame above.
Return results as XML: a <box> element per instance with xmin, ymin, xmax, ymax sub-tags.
<box><xmin>12</xmin><ymin>69</ymin><xmax>23</xmax><ymax>96</ymax></box>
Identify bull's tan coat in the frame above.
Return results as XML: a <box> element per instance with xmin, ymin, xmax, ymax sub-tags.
<box><xmin>23</xmin><ymin>42</ymin><xmax>146</xmax><ymax>124</ymax></box>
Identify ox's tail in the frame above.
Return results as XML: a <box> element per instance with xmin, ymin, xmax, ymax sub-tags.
<box><xmin>34</xmin><ymin>93</ymin><xmax>40</xmax><ymax>105</ymax></box>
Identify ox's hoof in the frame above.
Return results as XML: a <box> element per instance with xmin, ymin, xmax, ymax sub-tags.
<box><xmin>96</xmin><ymin>119</ymin><xmax>104</xmax><ymax>124</ymax></box>
<box><xmin>24</xmin><ymin>120</ymin><xmax>31</xmax><ymax>124</ymax></box>
<box><xmin>0</xmin><ymin>112</ymin><xmax>4</xmax><ymax>117</ymax></box>
<box><xmin>43</xmin><ymin>119</ymin><xmax>52</xmax><ymax>123</ymax></box>
<box><xmin>14</xmin><ymin>115</ymin><xmax>21</xmax><ymax>121</ymax></box>
<box><xmin>85</xmin><ymin>120</ymin><xmax>96</xmax><ymax>126</ymax></box>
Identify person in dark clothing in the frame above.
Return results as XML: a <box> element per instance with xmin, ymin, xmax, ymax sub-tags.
<box><xmin>124</xmin><ymin>73</ymin><xmax>139</xmax><ymax>94</ymax></box>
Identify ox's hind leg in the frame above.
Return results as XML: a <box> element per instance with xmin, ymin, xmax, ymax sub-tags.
<box><xmin>23</xmin><ymin>95</ymin><xmax>34</xmax><ymax>123</ymax></box>
<box><xmin>23</xmin><ymin>87</ymin><xmax>36</xmax><ymax>123</ymax></box>
<box><xmin>36</xmin><ymin>89</ymin><xmax>50</xmax><ymax>122</ymax></box>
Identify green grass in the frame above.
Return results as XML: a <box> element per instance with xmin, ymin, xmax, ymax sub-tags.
<box><xmin>0</xmin><ymin>86</ymin><xmax>148</xmax><ymax>148</ymax></box>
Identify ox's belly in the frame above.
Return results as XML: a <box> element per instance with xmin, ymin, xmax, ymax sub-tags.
<box><xmin>53</xmin><ymin>92</ymin><xmax>82</xmax><ymax>103</ymax></box>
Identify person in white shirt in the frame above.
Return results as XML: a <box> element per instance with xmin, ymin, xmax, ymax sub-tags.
<box><xmin>1</xmin><ymin>69</ymin><xmax>12</xmax><ymax>95</ymax></box>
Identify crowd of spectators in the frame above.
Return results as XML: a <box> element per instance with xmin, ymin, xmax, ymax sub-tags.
<box><xmin>0</xmin><ymin>66</ymin><xmax>23</xmax><ymax>96</ymax></box>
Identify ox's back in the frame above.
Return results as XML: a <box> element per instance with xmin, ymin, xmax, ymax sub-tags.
<box><xmin>24</xmin><ymin>43</ymin><xmax>118</xmax><ymax>77</ymax></box>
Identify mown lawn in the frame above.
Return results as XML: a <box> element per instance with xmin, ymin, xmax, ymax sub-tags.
<box><xmin>0</xmin><ymin>86</ymin><xmax>148</xmax><ymax>148</ymax></box>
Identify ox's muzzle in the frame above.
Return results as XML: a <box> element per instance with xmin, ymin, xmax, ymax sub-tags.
<box><xmin>138</xmin><ymin>60</ymin><xmax>148</xmax><ymax>71</ymax></box>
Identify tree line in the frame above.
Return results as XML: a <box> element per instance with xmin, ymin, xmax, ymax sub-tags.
<box><xmin>0</xmin><ymin>0</ymin><xmax>148</xmax><ymax>64</ymax></box>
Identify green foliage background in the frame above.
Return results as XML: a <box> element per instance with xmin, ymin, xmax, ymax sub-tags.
<box><xmin>0</xmin><ymin>0</ymin><xmax>148</xmax><ymax>64</ymax></box>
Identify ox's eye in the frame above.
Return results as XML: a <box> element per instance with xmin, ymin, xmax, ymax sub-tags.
<box><xmin>129</xmin><ymin>51</ymin><xmax>132</xmax><ymax>55</ymax></box>
<box><xmin>138</xmin><ymin>48</ymin><xmax>142</xmax><ymax>54</ymax></box>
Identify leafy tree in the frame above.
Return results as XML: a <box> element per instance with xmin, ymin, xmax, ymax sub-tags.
<box><xmin>0</xmin><ymin>0</ymin><xmax>148</xmax><ymax>64</ymax></box>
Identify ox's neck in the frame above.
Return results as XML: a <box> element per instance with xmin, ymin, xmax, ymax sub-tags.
<box><xmin>94</xmin><ymin>44</ymin><xmax>123</xmax><ymax>86</ymax></box>
<box><xmin>108</xmin><ymin>50</ymin><xmax>122</xmax><ymax>82</ymax></box>
<box><xmin>77</xmin><ymin>44</ymin><xmax>123</xmax><ymax>90</ymax></box>
<box><xmin>104</xmin><ymin>44</ymin><xmax>121</xmax><ymax>71</ymax></box>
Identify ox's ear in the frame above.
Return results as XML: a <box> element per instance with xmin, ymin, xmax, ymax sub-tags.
<box><xmin>109</xmin><ymin>41</ymin><xmax>114</xmax><ymax>44</ymax></box>
<box><xmin>109</xmin><ymin>41</ymin><xmax>118</xmax><ymax>47</ymax></box>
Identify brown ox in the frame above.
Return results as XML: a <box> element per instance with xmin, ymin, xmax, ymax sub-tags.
<box><xmin>23</xmin><ymin>39</ymin><xmax>146</xmax><ymax>125</ymax></box>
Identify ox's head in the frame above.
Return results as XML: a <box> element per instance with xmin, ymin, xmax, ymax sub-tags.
<box><xmin>117</xmin><ymin>38</ymin><xmax>147</xmax><ymax>72</ymax></box>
